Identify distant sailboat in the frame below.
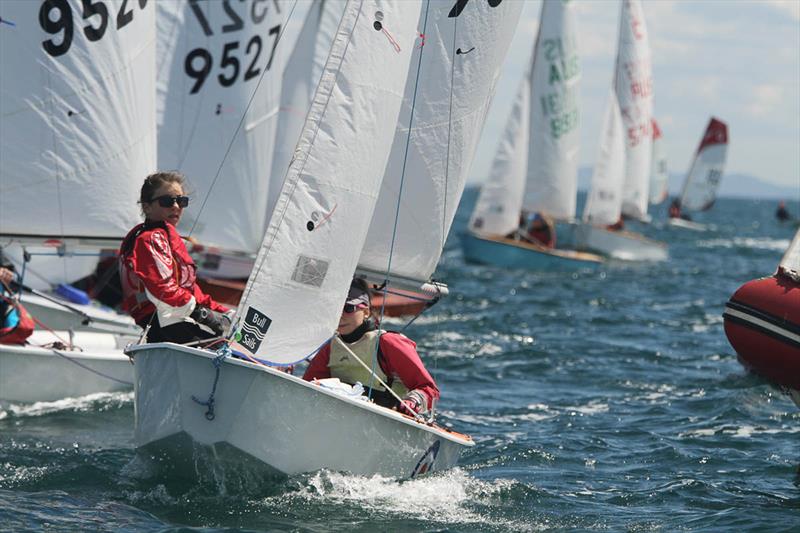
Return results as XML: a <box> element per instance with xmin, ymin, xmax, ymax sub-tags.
<box><xmin>560</xmin><ymin>0</ymin><xmax>667</xmax><ymax>262</ymax></box>
<box><xmin>724</xmin><ymin>227</ymin><xmax>800</xmax><ymax>409</ymax></box>
<box><xmin>667</xmin><ymin>117</ymin><xmax>728</xmax><ymax>231</ymax></box>
<box><xmin>129</xmin><ymin>0</ymin><xmax>522</xmax><ymax>479</ymax></box>
<box><xmin>0</xmin><ymin>0</ymin><xmax>157</xmax><ymax>401</ymax></box>
<box><xmin>462</xmin><ymin>0</ymin><xmax>603</xmax><ymax>271</ymax></box>
<box><xmin>649</xmin><ymin>119</ymin><xmax>668</xmax><ymax>205</ymax></box>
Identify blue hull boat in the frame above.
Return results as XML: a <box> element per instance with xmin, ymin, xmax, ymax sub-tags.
<box><xmin>461</xmin><ymin>231</ymin><xmax>604</xmax><ymax>271</ymax></box>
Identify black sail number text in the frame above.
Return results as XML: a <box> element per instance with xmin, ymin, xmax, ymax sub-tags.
<box><xmin>184</xmin><ymin>25</ymin><xmax>281</xmax><ymax>94</ymax></box>
<box><xmin>39</xmin><ymin>0</ymin><xmax>148</xmax><ymax>57</ymax></box>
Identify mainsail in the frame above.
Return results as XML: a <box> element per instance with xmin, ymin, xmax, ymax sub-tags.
<box><xmin>357</xmin><ymin>0</ymin><xmax>523</xmax><ymax>285</ymax></box>
<box><xmin>648</xmin><ymin>119</ymin><xmax>668</xmax><ymax>205</ymax></box>
<box><xmin>469</xmin><ymin>78</ymin><xmax>530</xmax><ymax>236</ymax></box>
<box><xmin>582</xmin><ymin>91</ymin><xmax>626</xmax><ymax>226</ymax></box>
<box><xmin>268</xmin><ymin>0</ymin><xmax>344</xmax><ymax>218</ymax></box>
<box><xmin>232</xmin><ymin>0</ymin><xmax>421</xmax><ymax>364</ymax></box>
<box><xmin>0</xmin><ymin>0</ymin><xmax>156</xmax><ymax>240</ymax></box>
<box><xmin>156</xmin><ymin>0</ymin><xmax>288</xmax><ymax>254</ymax></box>
<box><xmin>678</xmin><ymin>117</ymin><xmax>728</xmax><ymax>212</ymax></box>
<box><xmin>616</xmin><ymin>0</ymin><xmax>654</xmax><ymax>221</ymax></box>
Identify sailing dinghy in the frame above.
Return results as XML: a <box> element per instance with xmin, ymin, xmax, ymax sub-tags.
<box><xmin>723</xmin><ymin>228</ymin><xmax>800</xmax><ymax>408</ymax></box>
<box><xmin>129</xmin><ymin>0</ymin><xmax>526</xmax><ymax>478</ymax></box>
<box><xmin>667</xmin><ymin>117</ymin><xmax>728</xmax><ymax>231</ymax></box>
<box><xmin>560</xmin><ymin>0</ymin><xmax>667</xmax><ymax>262</ymax></box>
<box><xmin>462</xmin><ymin>0</ymin><xmax>603</xmax><ymax>271</ymax></box>
<box><xmin>0</xmin><ymin>0</ymin><xmax>157</xmax><ymax>401</ymax></box>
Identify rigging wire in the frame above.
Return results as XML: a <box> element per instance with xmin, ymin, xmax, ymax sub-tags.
<box><xmin>369</xmin><ymin>0</ymin><xmax>432</xmax><ymax>401</ymax></box>
<box><xmin>188</xmin><ymin>0</ymin><xmax>301</xmax><ymax>240</ymax></box>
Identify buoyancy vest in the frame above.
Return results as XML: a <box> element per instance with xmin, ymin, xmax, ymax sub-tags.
<box><xmin>0</xmin><ymin>295</ymin><xmax>34</xmax><ymax>345</ymax></box>
<box><xmin>328</xmin><ymin>329</ymin><xmax>409</xmax><ymax>404</ymax></box>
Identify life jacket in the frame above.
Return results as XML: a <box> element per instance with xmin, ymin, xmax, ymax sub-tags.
<box><xmin>119</xmin><ymin>221</ymin><xmax>198</xmax><ymax>324</ymax></box>
<box><xmin>0</xmin><ymin>295</ymin><xmax>35</xmax><ymax>345</ymax></box>
<box><xmin>328</xmin><ymin>329</ymin><xmax>408</xmax><ymax>406</ymax></box>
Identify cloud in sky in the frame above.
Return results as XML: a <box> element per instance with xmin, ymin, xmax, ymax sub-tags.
<box><xmin>470</xmin><ymin>0</ymin><xmax>800</xmax><ymax>190</ymax></box>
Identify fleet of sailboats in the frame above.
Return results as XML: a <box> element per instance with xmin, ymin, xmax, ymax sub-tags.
<box><xmin>462</xmin><ymin>0</ymin><xmax>604</xmax><ymax>271</ymax></box>
<box><xmin>561</xmin><ymin>0</ymin><xmax>667</xmax><ymax>262</ymax></box>
<box><xmin>0</xmin><ymin>0</ymin><xmax>787</xmax><ymax>484</ymax></box>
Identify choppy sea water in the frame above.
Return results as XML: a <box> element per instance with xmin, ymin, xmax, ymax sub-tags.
<box><xmin>2</xmin><ymin>191</ymin><xmax>799</xmax><ymax>532</ymax></box>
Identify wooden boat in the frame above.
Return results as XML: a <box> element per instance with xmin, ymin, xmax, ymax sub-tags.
<box><xmin>723</xmin><ymin>228</ymin><xmax>800</xmax><ymax>407</ymax></box>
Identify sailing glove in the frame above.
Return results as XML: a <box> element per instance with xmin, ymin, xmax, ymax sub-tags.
<box><xmin>190</xmin><ymin>306</ymin><xmax>229</xmax><ymax>336</ymax></box>
<box><xmin>399</xmin><ymin>390</ymin><xmax>428</xmax><ymax>415</ymax></box>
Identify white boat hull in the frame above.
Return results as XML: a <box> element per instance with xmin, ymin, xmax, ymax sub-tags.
<box><xmin>129</xmin><ymin>343</ymin><xmax>473</xmax><ymax>479</ymax></box>
<box><xmin>568</xmin><ymin>222</ymin><xmax>668</xmax><ymax>261</ymax></box>
<box><xmin>21</xmin><ymin>292</ymin><xmax>141</xmax><ymax>336</ymax></box>
<box><xmin>0</xmin><ymin>337</ymin><xmax>133</xmax><ymax>402</ymax></box>
<box><xmin>666</xmin><ymin>217</ymin><xmax>710</xmax><ymax>232</ymax></box>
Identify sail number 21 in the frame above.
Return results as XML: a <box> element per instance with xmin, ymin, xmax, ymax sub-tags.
<box><xmin>39</xmin><ymin>0</ymin><xmax>148</xmax><ymax>57</ymax></box>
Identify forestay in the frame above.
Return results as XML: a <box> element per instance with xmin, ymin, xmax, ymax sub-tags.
<box><xmin>616</xmin><ymin>0</ymin><xmax>654</xmax><ymax>221</ymax></box>
<box><xmin>0</xmin><ymin>0</ymin><xmax>156</xmax><ymax>240</ymax></box>
<box><xmin>582</xmin><ymin>91</ymin><xmax>626</xmax><ymax>226</ymax></box>
<box><xmin>469</xmin><ymin>79</ymin><xmax>530</xmax><ymax>237</ymax></box>
<box><xmin>232</xmin><ymin>0</ymin><xmax>421</xmax><ymax>364</ymax></box>
<box><xmin>679</xmin><ymin>117</ymin><xmax>728</xmax><ymax>212</ymax></box>
<box><xmin>156</xmin><ymin>0</ymin><xmax>288</xmax><ymax>254</ymax></box>
<box><xmin>648</xmin><ymin>119</ymin><xmax>668</xmax><ymax>205</ymax></box>
<box><xmin>522</xmin><ymin>0</ymin><xmax>580</xmax><ymax>221</ymax></box>
<box><xmin>268</xmin><ymin>0</ymin><xmax>344</xmax><ymax>218</ymax></box>
<box><xmin>358</xmin><ymin>0</ymin><xmax>523</xmax><ymax>285</ymax></box>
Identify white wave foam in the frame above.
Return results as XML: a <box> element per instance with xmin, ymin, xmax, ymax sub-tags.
<box><xmin>261</xmin><ymin>468</ymin><xmax>540</xmax><ymax>531</ymax></box>
<box><xmin>0</xmin><ymin>463</ymin><xmax>49</xmax><ymax>485</ymax></box>
<box><xmin>679</xmin><ymin>424</ymin><xmax>800</xmax><ymax>438</ymax></box>
<box><xmin>0</xmin><ymin>391</ymin><xmax>132</xmax><ymax>419</ymax></box>
<box><xmin>696</xmin><ymin>237</ymin><xmax>790</xmax><ymax>251</ymax></box>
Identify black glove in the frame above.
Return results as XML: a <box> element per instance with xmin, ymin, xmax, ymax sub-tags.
<box><xmin>190</xmin><ymin>306</ymin><xmax>229</xmax><ymax>336</ymax></box>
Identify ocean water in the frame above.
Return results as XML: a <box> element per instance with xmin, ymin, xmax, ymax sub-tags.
<box><xmin>2</xmin><ymin>191</ymin><xmax>799</xmax><ymax>532</ymax></box>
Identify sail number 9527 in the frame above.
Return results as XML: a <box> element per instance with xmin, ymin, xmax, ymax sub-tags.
<box><xmin>39</xmin><ymin>0</ymin><xmax>148</xmax><ymax>57</ymax></box>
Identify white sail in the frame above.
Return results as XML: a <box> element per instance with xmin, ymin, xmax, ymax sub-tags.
<box><xmin>357</xmin><ymin>0</ymin><xmax>523</xmax><ymax>284</ymax></box>
<box><xmin>780</xmin><ymin>228</ymin><xmax>800</xmax><ymax>280</ymax></box>
<box><xmin>648</xmin><ymin>119</ymin><xmax>668</xmax><ymax>205</ymax></box>
<box><xmin>0</xmin><ymin>0</ymin><xmax>156</xmax><ymax>240</ymax></box>
<box><xmin>156</xmin><ymin>0</ymin><xmax>288</xmax><ymax>254</ymax></box>
<box><xmin>469</xmin><ymin>78</ymin><xmax>530</xmax><ymax>236</ymax></box>
<box><xmin>232</xmin><ymin>0</ymin><xmax>421</xmax><ymax>364</ymax></box>
<box><xmin>582</xmin><ymin>91</ymin><xmax>626</xmax><ymax>226</ymax></box>
<box><xmin>268</xmin><ymin>0</ymin><xmax>344</xmax><ymax>218</ymax></box>
<box><xmin>679</xmin><ymin>117</ymin><xmax>728</xmax><ymax>212</ymax></box>
<box><xmin>522</xmin><ymin>0</ymin><xmax>581</xmax><ymax>220</ymax></box>
<box><xmin>616</xmin><ymin>0</ymin><xmax>654</xmax><ymax>221</ymax></box>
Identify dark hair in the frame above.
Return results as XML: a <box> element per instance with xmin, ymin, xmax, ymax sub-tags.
<box><xmin>139</xmin><ymin>171</ymin><xmax>185</xmax><ymax>206</ymax></box>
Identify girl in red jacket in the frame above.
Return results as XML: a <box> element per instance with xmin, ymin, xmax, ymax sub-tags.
<box><xmin>119</xmin><ymin>172</ymin><xmax>230</xmax><ymax>343</ymax></box>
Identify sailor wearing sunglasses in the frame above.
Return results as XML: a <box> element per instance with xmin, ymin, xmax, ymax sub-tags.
<box><xmin>119</xmin><ymin>172</ymin><xmax>231</xmax><ymax>343</ymax></box>
<box><xmin>303</xmin><ymin>278</ymin><xmax>439</xmax><ymax>416</ymax></box>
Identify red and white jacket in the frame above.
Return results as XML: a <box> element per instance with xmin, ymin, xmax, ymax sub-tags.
<box><xmin>119</xmin><ymin>221</ymin><xmax>228</xmax><ymax>326</ymax></box>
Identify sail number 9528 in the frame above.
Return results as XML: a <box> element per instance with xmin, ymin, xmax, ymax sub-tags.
<box><xmin>39</xmin><ymin>0</ymin><xmax>148</xmax><ymax>57</ymax></box>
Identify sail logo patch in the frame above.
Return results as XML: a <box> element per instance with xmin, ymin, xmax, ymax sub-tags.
<box><xmin>410</xmin><ymin>440</ymin><xmax>440</xmax><ymax>478</ymax></box>
<box><xmin>238</xmin><ymin>307</ymin><xmax>271</xmax><ymax>354</ymax></box>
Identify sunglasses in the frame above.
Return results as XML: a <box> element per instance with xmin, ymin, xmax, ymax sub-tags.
<box><xmin>343</xmin><ymin>303</ymin><xmax>362</xmax><ymax>314</ymax></box>
<box><xmin>151</xmin><ymin>195</ymin><xmax>189</xmax><ymax>208</ymax></box>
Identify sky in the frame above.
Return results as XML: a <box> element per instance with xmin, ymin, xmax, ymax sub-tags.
<box><xmin>469</xmin><ymin>0</ymin><xmax>800</xmax><ymax>190</ymax></box>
